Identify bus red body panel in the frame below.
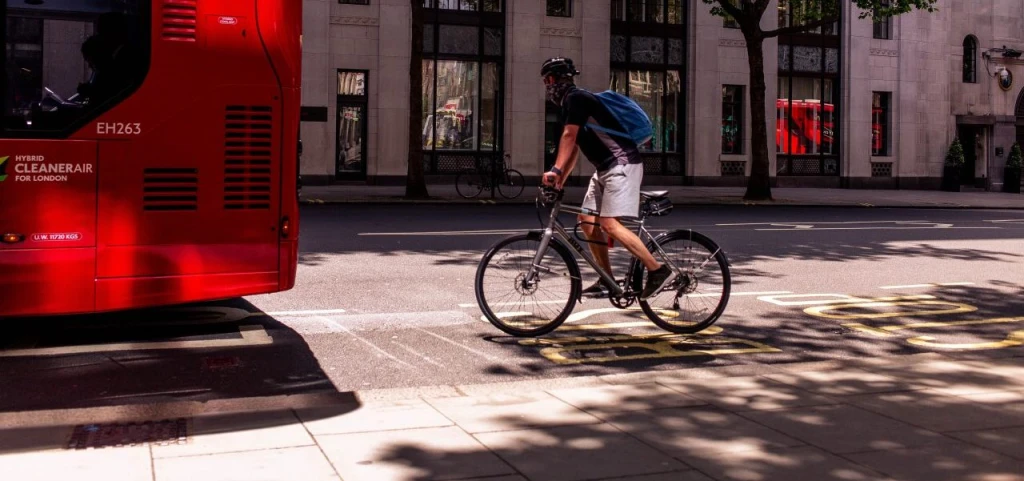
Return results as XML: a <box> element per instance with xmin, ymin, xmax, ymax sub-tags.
<box><xmin>0</xmin><ymin>0</ymin><xmax>302</xmax><ymax>317</ymax></box>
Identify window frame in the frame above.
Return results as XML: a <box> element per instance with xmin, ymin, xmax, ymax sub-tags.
<box><xmin>721</xmin><ymin>85</ymin><xmax>744</xmax><ymax>155</ymax></box>
<box><xmin>546</xmin><ymin>0</ymin><xmax>571</xmax><ymax>18</ymax></box>
<box><xmin>872</xmin><ymin>0</ymin><xmax>892</xmax><ymax>39</ymax></box>
<box><xmin>776</xmin><ymin>1</ymin><xmax>842</xmax><ymax>176</ymax></box>
<box><xmin>610</xmin><ymin>0</ymin><xmax>687</xmax><ymax>177</ymax></box>
<box><xmin>421</xmin><ymin>0</ymin><xmax>505</xmax><ymax>174</ymax></box>
<box><xmin>338</xmin><ymin>0</ymin><xmax>370</xmax><ymax>4</ymax></box>
<box><xmin>871</xmin><ymin>91</ymin><xmax>891</xmax><ymax>157</ymax></box>
<box><xmin>963</xmin><ymin>35</ymin><xmax>978</xmax><ymax>83</ymax></box>
<box><xmin>1</xmin><ymin>2</ymin><xmax>153</xmax><ymax>140</ymax></box>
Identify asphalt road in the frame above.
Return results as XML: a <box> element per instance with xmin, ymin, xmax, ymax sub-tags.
<box><xmin>3</xmin><ymin>203</ymin><xmax>1024</xmax><ymax>411</ymax></box>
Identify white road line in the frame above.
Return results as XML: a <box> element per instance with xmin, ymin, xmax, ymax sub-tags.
<box><xmin>717</xmin><ymin>220</ymin><xmax>930</xmax><ymax>226</ymax></box>
<box><xmin>316</xmin><ymin>316</ymin><xmax>413</xmax><ymax>368</ymax></box>
<box><xmin>264</xmin><ymin>308</ymin><xmax>347</xmax><ymax>316</ymax></box>
<box><xmin>390</xmin><ymin>340</ymin><xmax>445</xmax><ymax>368</ymax></box>
<box><xmin>358</xmin><ymin>229</ymin><xmax>525</xmax><ymax>236</ymax></box>
<box><xmin>880</xmin><ymin>282</ymin><xmax>974</xmax><ymax>288</ymax></box>
<box><xmin>0</xmin><ymin>325</ymin><xmax>273</xmax><ymax>357</ymax></box>
<box><xmin>414</xmin><ymin>326</ymin><xmax>500</xmax><ymax>362</ymax></box>
<box><xmin>755</xmin><ymin>226</ymin><xmax>1000</xmax><ymax>231</ymax></box>
<box><xmin>457</xmin><ymin>290</ymin><xmax>791</xmax><ymax>308</ymax></box>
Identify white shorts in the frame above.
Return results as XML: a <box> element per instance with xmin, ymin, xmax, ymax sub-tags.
<box><xmin>581</xmin><ymin>162</ymin><xmax>643</xmax><ymax>218</ymax></box>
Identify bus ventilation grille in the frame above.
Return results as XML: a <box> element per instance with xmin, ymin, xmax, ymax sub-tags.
<box><xmin>224</xmin><ymin>105</ymin><xmax>273</xmax><ymax>210</ymax></box>
<box><xmin>162</xmin><ymin>0</ymin><xmax>198</xmax><ymax>42</ymax></box>
<box><xmin>143</xmin><ymin>168</ymin><xmax>199</xmax><ymax>211</ymax></box>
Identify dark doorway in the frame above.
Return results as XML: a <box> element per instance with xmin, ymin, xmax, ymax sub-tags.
<box><xmin>956</xmin><ymin>125</ymin><xmax>979</xmax><ymax>185</ymax></box>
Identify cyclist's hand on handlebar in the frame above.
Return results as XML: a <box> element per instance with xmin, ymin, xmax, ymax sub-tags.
<box><xmin>541</xmin><ymin>171</ymin><xmax>561</xmax><ymax>189</ymax></box>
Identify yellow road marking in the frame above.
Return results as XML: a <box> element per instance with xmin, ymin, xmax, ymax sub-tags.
<box><xmin>843</xmin><ymin>316</ymin><xmax>1024</xmax><ymax>337</ymax></box>
<box><xmin>804</xmin><ymin>300</ymin><xmax>976</xmax><ymax>320</ymax></box>
<box><xmin>906</xmin><ymin>330</ymin><xmax>1024</xmax><ymax>350</ymax></box>
<box><xmin>538</xmin><ymin>337</ymin><xmax>781</xmax><ymax>365</ymax></box>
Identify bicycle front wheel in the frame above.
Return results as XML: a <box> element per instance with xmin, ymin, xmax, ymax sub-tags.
<box><xmin>455</xmin><ymin>169</ymin><xmax>483</xmax><ymax>199</ymax></box>
<box><xmin>474</xmin><ymin>232</ymin><xmax>581</xmax><ymax>337</ymax></box>
<box><xmin>634</xmin><ymin>230</ymin><xmax>731</xmax><ymax>334</ymax></box>
<box><xmin>498</xmin><ymin>169</ymin><xmax>525</xmax><ymax>199</ymax></box>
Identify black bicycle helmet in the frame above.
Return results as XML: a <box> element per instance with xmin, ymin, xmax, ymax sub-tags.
<box><xmin>541</xmin><ymin>57</ymin><xmax>580</xmax><ymax>79</ymax></box>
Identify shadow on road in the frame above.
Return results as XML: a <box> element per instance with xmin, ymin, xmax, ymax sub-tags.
<box><xmin>0</xmin><ymin>298</ymin><xmax>360</xmax><ymax>454</ymax></box>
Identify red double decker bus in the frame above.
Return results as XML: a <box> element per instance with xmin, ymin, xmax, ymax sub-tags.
<box><xmin>0</xmin><ymin>0</ymin><xmax>302</xmax><ymax>317</ymax></box>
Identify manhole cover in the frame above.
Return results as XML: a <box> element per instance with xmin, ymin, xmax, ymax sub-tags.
<box><xmin>67</xmin><ymin>418</ymin><xmax>189</xmax><ymax>450</ymax></box>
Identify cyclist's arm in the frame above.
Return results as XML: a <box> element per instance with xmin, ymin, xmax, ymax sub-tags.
<box><xmin>550</xmin><ymin>124</ymin><xmax>579</xmax><ymax>179</ymax></box>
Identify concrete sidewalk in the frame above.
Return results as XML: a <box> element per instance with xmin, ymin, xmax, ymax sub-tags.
<box><xmin>2</xmin><ymin>351</ymin><xmax>1022</xmax><ymax>480</ymax></box>
<box><xmin>300</xmin><ymin>184</ymin><xmax>1024</xmax><ymax>209</ymax></box>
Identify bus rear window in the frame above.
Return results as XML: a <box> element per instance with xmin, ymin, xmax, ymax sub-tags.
<box><xmin>2</xmin><ymin>0</ymin><xmax>149</xmax><ymax>138</ymax></box>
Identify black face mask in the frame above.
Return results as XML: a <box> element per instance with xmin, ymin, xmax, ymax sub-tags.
<box><xmin>546</xmin><ymin>82</ymin><xmax>575</xmax><ymax>106</ymax></box>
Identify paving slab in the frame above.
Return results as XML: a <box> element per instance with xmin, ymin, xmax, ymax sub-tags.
<box><xmin>154</xmin><ymin>445</ymin><xmax>339</xmax><ymax>481</ymax></box>
<box><xmin>423</xmin><ymin>391</ymin><xmax>602</xmax><ymax>434</ymax></box>
<box><xmin>658</xmin><ymin>376</ymin><xmax>838</xmax><ymax>412</ymax></box>
<box><xmin>684</xmin><ymin>445</ymin><xmax>895</xmax><ymax>481</ymax></box>
<box><xmin>473</xmin><ymin>423</ymin><xmax>689</xmax><ymax>481</ymax></box>
<box><xmin>866</xmin><ymin>359</ymin><xmax>1024</xmax><ymax>397</ymax></box>
<box><xmin>297</xmin><ymin>398</ymin><xmax>453</xmax><ymax>435</ymax></box>
<box><xmin>947</xmin><ymin>426</ymin><xmax>1024</xmax><ymax>461</ymax></box>
<box><xmin>763</xmin><ymin>368</ymin><xmax>924</xmax><ymax>396</ymax></box>
<box><xmin>545</xmin><ymin>383</ymin><xmax>707</xmax><ymax>416</ymax></box>
<box><xmin>844</xmin><ymin>440</ymin><xmax>1024</xmax><ymax>481</ymax></box>
<box><xmin>599</xmin><ymin>406</ymin><xmax>805</xmax><ymax>465</ymax></box>
<box><xmin>740</xmin><ymin>404</ymin><xmax>948</xmax><ymax>454</ymax></box>
<box><xmin>844</xmin><ymin>389</ymin><xmax>1024</xmax><ymax>433</ymax></box>
<box><xmin>314</xmin><ymin>426</ymin><xmax>515</xmax><ymax>481</ymax></box>
<box><xmin>152</xmin><ymin>410</ymin><xmax>313</xmax><ymax>459</ymax></box>
<box><xmin>0</xmin><ymin>446</ymin><xmax>153</xmax><ymax>481</ymax></box>
<box><xmin>593</xmin><ymin>473</ymin><xmax>716</xmax><ymax>481</ymax></box>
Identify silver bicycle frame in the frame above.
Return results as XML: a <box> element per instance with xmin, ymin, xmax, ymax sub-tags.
<box><xmin>526</xmin><ymin>193</ymin><xmax>678</xmax><ymax>297</ymax></box>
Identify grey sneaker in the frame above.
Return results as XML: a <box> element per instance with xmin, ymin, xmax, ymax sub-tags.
<box><xmin>640</xmin><ymin>265</ymin><xmax>678</xmax><ymax>300</ymax></box>
<box><xmin>581</xmin><ymin>280</ymin><xmax>608</xmax><ymax>298</ymax></box>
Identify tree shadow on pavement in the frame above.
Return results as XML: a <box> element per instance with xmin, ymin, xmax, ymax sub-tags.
<box><xmin>351</xmin><ymin>358</ymin><xmax>1024</xmax><ymax>481</ymax></box>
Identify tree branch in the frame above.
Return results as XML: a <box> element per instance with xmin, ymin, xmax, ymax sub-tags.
<box><xmin>716</xmin><ymin>0</ymin><xmax>743</xmax><ymax>19</ymax></box>
<box><xmin>763</xmin><ymin>15</ymin><xmax>839</xmax><ymax>38</ymax></box>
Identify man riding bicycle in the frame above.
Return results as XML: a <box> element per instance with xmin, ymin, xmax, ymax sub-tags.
<box><xmin>540</xmin><ymin>57</ymin><xmax>676</xmax><ymax>300</ymax></box>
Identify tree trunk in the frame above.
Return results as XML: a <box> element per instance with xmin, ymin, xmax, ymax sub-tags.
<box><xmin>406</xmin><ymin>0</ymin><xmax>429</xmax><ymax>198</ymax></box>
<box><xmin>743</xmin><ymin>33</ymin><xmax>773</xmax><ymax>201</ymax></box>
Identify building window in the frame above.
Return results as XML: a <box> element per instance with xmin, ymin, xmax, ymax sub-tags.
<box><xmin>722</xmin><ymin>85</ymin><xmax>743</xmax><ymax>154</ymax></box>
<box><xmin>610</xmin><ymin>0</ymin><xmax>686</xmax><ymax>176</ymax></box>
<box><xmin>872</xmin><ymin>0</ymin><xmax>892</xmax><ymax>39</ymax></box>
<box><xmin>963</xmin><ymin>36</ymin><xmax>977</xmax><ymax>83</ymax></box>
<box><xmin>339</xmin><ymin>0</ymin><xmax>370</xmax><ymax>4</ymax></box>
<box><xmin>547</xmin><ymin>0</ymin><xmax>571</xmax><ymax>17</ymax></box>
<box><xmin>872</xmin><ymin>92</ymin><xmax>890</xmax><ymax>156</ymax></box>
<box><xmin>2</xmin><ymin>3</ymin><xmax>150</xmax><ymax>139</ymax></box>
<box><xmin>776</xmin><ymin>0</ymin><xmax>840</xmax><ymax>176</ymax></box>
<box><xmin>337</xmin><ymin>70</ymin><xmax>369</xmax><ymax>180</ymax></box>
<box><xmin>421</xmin><ymin>0</ymin><xmax>504</xmax><ymax>174</ymax></box>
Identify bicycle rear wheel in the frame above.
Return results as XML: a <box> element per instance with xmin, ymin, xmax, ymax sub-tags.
<box><xmin>633</xmin><ymin>230</ymin><xmax>731</xmax><ymax>334</ymax></box>
<box><xmin>456</xmin><ymin>169</ymin><xmax>483</xmax><ymax>198</ymax></box>
<box><xmin>475</xmin><ymin>232</ymin><xmax>581</xmax><ymax>337</ymax></box>
<box><xmin>498</xmin><ymin>169</ymin><xmax>525</xmax><ymax>199</ymax></box>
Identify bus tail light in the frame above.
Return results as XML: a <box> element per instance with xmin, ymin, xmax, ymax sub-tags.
<box><xmin>2</xmin><ymin>233</ymin><xmax>25</xmax><ymax>244</ymax></box>
<box><xmin>280</xmin><ymin>217</ymin><xmax>291</xmax><ymax>238</ymax></box>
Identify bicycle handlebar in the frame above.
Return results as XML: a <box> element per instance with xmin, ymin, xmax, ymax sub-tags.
<box><xmin>537</xmin><ymin>185</ymin><xmax>564</xmax><ymax>205</ymax></box>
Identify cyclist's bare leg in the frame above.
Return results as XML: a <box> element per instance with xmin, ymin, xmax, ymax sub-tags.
<box><xmin>598</xmin><ymin>216</ymin><xmax>661</xmax><ymax>271</ymax></box>
<box><xmin>579</xmin><ymin>213</ymin><xmax>613</xmax><ymax>276</ymax></box>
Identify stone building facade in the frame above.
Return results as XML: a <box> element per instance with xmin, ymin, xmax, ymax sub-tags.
<box><xmin>299</xmin><ymin>0</ymin><xmax>1024</xmax><ymax>191</ymax></box>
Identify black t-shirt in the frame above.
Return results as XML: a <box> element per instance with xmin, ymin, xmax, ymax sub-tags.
<box><xmin>559</xmin><ymin>88</ymin><xmax>642</xmax><ymax>172</ymax></box>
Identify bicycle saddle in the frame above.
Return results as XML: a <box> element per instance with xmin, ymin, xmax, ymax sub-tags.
<box><xmin>641</xmin><ymin>190</ymin><xmax>669</xmax><ymax>199</ymax></box>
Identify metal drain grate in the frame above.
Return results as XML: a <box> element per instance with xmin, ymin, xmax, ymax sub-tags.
<box><xmin>67</xmin><ymin>419</ymin><xmax>189</xmax><ymax>449</ymax></box>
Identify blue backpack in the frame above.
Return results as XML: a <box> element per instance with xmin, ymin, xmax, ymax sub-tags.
<box><xmin>585</xmin><ymin>90</ymin><xmax>654</xmax><ymax>147</ymax></box>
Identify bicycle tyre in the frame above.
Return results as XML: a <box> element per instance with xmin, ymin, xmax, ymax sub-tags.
<box><xmin>498</xmin><ymin>169</ymin><xmax>525</xmax><ymax>199</ymax></box>
<box><xmin>455</xmin><ymin>169</ymin><xmax>483</xmax><ymax>199</ymax></box>
<box><xmin>632</xmin><ymin>229</ymin><xmax>731</xmax><ymax>334</ymax></box>
<box><xmin>474</xmin><ymin>232</ymin><xmax>581</xmax><ymax>337</ymax></box>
